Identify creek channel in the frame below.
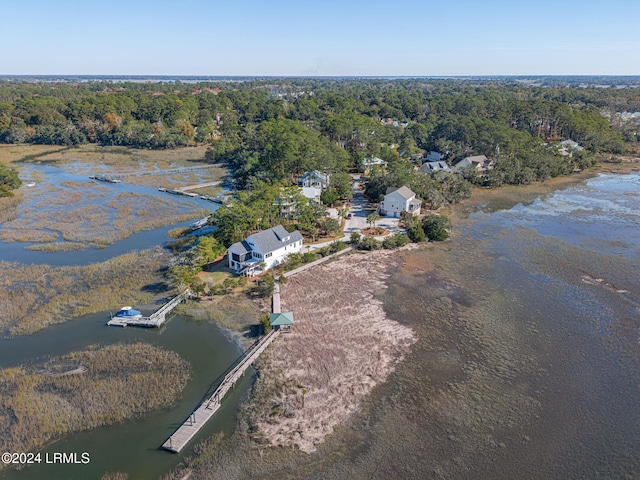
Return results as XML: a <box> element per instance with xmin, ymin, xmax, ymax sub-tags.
<box><xmin>0</xmin><ymin>162</ymin><xmax>249</xmax><ymax>479</ymax></box>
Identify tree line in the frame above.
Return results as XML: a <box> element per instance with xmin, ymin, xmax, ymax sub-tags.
<box><xmin>0</xmin><ymin>78</ymin><xmax>636</xmax><ymax>192</ymax></box>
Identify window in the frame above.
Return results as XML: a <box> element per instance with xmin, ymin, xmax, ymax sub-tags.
<box><xmin>232</xmin><ymin>253</ymin><xmax>240</xmax><ymax>262</ymax></box>
<box><xmin>265</xmin><ymin>252</ymin><xmax>273</xmax><ymax>258</ymax></box>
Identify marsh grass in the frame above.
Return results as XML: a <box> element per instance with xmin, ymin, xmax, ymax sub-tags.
<box><xmin>1</xmin><ymin>145</ymin><xmax>221</xmax><ymax>249</ymax></box>
<box><xmin>0</xmin><ymin>342</ymin><xmax>190</xmax><ymax>464</ymax></box>
<box><xmin>25</xmin><ymin>242</ymin><xmax>86</xmax><ymax>252</ymax></box>
<box><xmin>0</xmin><ymin>194</ymin><xmax>23</xmax><ymax>224</ymax></box>
<box><xmin>0</xmin><ymin>248</ymin><xmax>168</xmax><ymax>336</ymax></box>
<box><xmin>0</xmin><ymin>189</ymin><xmax>208</xmax><ymax>248</ymax></box>
<box><xmin>0</xmin><ymin>145</ymin><xmax>70</xmax><ymax>166</ymax></box>
<box><xmin>162</xmin><ymin>241</ymin><xmax>550</xmax><ymax>480</ymax></box>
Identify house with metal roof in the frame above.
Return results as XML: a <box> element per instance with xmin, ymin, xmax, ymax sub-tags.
<box><xmin>379</xmin><ymin>185</ymin><xmax>421</xmax><ymax>218</ymax></box>
<box><xmin>227</xmin><ymin>225</ymin><xmax>304</xmax><ymax>276</ymax></box>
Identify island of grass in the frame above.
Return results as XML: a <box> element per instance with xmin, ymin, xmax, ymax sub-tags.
<box><xmin>0</xmin><ymin>342</ymin><xmax>190</xmax><ymax>468</ymax></box>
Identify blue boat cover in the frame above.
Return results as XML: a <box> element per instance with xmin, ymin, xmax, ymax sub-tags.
<box><xmin>115</xmin><ymin>308</ymin><xmax>141</xmax><ymax>317</ymax></box>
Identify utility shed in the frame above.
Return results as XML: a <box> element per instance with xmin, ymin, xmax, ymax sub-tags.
<box><xmin>270</xmin><ymin>312</ymin><xmax>294</xmax><ymax>332</ymax></box>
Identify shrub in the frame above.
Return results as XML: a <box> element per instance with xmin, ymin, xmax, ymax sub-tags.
<box><xmin>222</xmin><ymin>277</ymin><xmax>238</xmax><ymax>292</ymax></box>
<box><xmin>256</xmin><ymin>274</ymin><xmax>275</xmax><ymax>297</ymax></box>
<box><xmin>422</xmin><ymin>214</ymin><xmax>452</xmax><ymax>241</ymax></box>
<box><xmin>302</xmin><ymin>252</ymin><xmax>316</xmax><ymax>263</ymax></box>
<box><xmin>328</xmin><ymin>241</ymin><xmax>348</xmax><ymax>253</ymax></box>
<box><xmin>259</xmin><ymin>313</ymin><xmax>272</xmax><ymax>334</ymax></box>
<box><xmin>350</xmin><ymin>232</ymin><xmax>361</xmax><ymax>245</ymax></box>
<box><xmin>407</xmin><ymin>220</ymin><xmax>426</xmax><ymax>243</ymax></box>
<box><xmin>358</xmin><ymin>236</ymin><xmax>380</xmax><ymax>251</ymax></box>
<box><xmin>382</xmin><ymin>233</ymin><xmax>410</xmax><ymax>249</ymax></box>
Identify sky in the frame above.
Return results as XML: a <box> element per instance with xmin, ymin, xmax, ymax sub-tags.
<box><xmin>1</xmin><ymin>0</ymin><xmax>639</xmax><ymax>76</ymax></box>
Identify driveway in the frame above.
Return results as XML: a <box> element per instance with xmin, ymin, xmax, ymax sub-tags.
<box><xmin>343</xmin><ymin>175</ymin><xmax>405</xmax><ymax>238</ymax></box>
<box><xmin>343</xmin><ymin>175</ymin><xmax>370</xmax><ymax>235</ymax></box>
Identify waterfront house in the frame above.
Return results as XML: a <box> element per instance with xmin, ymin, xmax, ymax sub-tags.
<box><xmin>451</xmin><ymin>155</ymin><xmax>494</xmax><ymax>174</ymax></box>
<box><xmin>420</xmin><ymin>161</ymin><xmax>451</xmax><ymax>175</ymax></box>
<box><xmin>227</xmin><ymin>225</ymin><xmax>304</xmax><ymax>276</ymax></box>
<box><xmin>380</xmin><ymin>185</ymin><xmax>421</xmax><ymax>218</ymax></box>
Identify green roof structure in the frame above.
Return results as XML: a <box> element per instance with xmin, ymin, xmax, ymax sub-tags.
<box><xmin>269</xmin><ymin>312</ymin><xmax>294</xmax><ymax>326</ymax></box>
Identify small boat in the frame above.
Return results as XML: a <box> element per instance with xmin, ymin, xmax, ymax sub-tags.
<box><xmin>114</xmin><ymin>306</ymin><xmax>142</xmax><ymax>320</ymax></box>
<box><xmin>25</xmin><ymin>182</ymin><xmax>36</xmax><ymax>187</ymax></box>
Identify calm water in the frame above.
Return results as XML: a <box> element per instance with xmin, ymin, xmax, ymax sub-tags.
<box><xmin>0</xmin><ymin>162</ymin><xmax>248</xmax><ymax>479</ymax></box>
<box><xmin>0</xmin><ymin>314</ymin><xmax>250</xmax><ymax>480</ymax></box>
<box><xmin>0</xmin><ymin>162</ymin><xmax>220</xmax><ymax>265</ymax></box>
<box><xmin>455</xmin><ymin>173</ymin><xmax>640</xmax><ymax>478</ymax></box>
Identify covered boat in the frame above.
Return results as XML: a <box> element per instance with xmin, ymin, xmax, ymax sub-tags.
<box><xmin>114</xmin><ymin>306</ymin><xmax>142</xmax><ymax>320</ymax></box>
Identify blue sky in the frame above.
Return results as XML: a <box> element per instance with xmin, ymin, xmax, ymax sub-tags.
<box><xmin>1</xmin><ymin>0</ymin><xmax>638</xmax><ymax>75</ymax></box>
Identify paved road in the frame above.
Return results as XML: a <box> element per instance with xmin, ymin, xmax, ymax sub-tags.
<box><xmin>343</xmin><ymin>175</ymin><xmax>370</xmax><ymax>235</ymax></box>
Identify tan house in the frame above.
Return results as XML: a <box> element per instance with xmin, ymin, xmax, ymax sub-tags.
<box><xmin>380</xmin><ymin>185</ymin><xmax>421</xmax><ymax>218</ymax></box>
<box><xmin>452</xmin><ymin>155</ymin><xmax>494</xmax><ymax>174</ymax></box>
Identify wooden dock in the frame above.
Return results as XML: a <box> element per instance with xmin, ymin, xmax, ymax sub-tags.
<box><xmin>107</xmin><ymin>290</ymin><xmax>190</xmax><ymax>328</ymax></box>
<box><xmin>272</xmin><ymin>281</ymin><xmax>281</xmax><ymax>314</ymax></box>
<box><xmin>162</xmin><ymin>328</ymin><xmax>280</xmax><ymax>453</ymax></box>
<box><xmin>176</xmin><ymin>181</ymin><xmax>221</xmax><ymax>192</ymax></box>
<box><xmin>104</xmin><ymin>164</ymin><xmax>223</xmax><ymax>179</ymax></box>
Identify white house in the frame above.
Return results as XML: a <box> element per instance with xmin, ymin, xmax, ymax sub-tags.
<box><xmin>363</xmin><ymin>156</ymin><xmax>386</xmax><ymax>168</ymax></box>
<box><xmin>301</xmin><ymin>186</ymin><xmax>322</xmax><ymax>202</ymax></box>
<box><xmin>558</xmin><ymin>139</ymin><xmax>585</xmax><ymax>157</ymax></box>
<box><xmin>452</xmin><ymin>155</ymin><xmax>494</xmax><ymax>174</ymax></box>
<box><xmin>420</xmin><ymin>161</ymin><xmax>451</xmax><ymax>175</ymax></box>
<box><xmin>380</xmin><ymin>185</ymin><xmax>421</xmax><ymax>218</ymax></box>
<box><xmin>297</xmin><ymin>170</ymin><xmax>329</xmax><ymax>189</ymax></box>
<box><xmin>227</xmin><ymin>225</ymin><xmax>304</xmax><ymax>276</ymax></box>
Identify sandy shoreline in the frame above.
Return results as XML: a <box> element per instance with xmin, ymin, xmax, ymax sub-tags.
<box><xmin>254</xmin><ymin>249</ymin><xmax>417</xmax><ymax>453</ymax></box>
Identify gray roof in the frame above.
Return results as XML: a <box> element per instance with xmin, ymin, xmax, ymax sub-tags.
<box><xmin>232</xmin><ymin>240</ymin><xmax>251</xmax><ymax>255</ymax></box>
<box><xmin>454</xmin><ymin>155</ymin><xmax>488</xmax><ymax>166</ymax></box>
<box><xmin>421</xmin><ymin>161</ymin><xmax>451</xmax><ymax>174</ymax></box>
<box><xmin>244</xmin><ymin>225</ymin><xmax>303</xmax><ymax>254</ymax></box>
<box><xmin>385</xmin><ymin>185</ymin><xmax>415</xmax><ymax>200</ymax></box>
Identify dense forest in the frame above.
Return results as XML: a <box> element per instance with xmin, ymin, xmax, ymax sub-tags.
<box><xmin>1</xmin><ymin>78</ymin><xmax>638</xmax><ymax>196</ymax></box>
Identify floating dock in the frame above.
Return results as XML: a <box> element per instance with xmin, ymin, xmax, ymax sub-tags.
<box><xmin>107</xmin><ymin>290</ymin><xmax>190</xmax><ymax>328</ymax></box>
<box><xmin>162</xmin><ymin>328</ymin><xmax>280</xmax><ymax>453</ymax></box>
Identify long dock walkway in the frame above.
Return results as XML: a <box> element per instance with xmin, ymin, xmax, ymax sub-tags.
<box><xmin>107</xmin><ymin>164</ymin><xmax>223</xmax><ymax>179</ymax></box>
<box><xmin>107</xmin><ymin>290</ymin><xmax>190</xmax><ymax>328</ymax></box>
<box><xmin>176</xmin><ymin>181</ymin><xmax>221</xmax><ymax>192</ymax></box>
<box><xmin>162</xmin><ymin>328</ymin><xmax>280</xmax><ymax>453</ymax></box>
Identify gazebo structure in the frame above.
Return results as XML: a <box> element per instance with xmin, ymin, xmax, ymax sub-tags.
<box><xmin>269</xmin><ymin>312</ymin><xmax>294</xmax><ymax>332</ymax></box>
